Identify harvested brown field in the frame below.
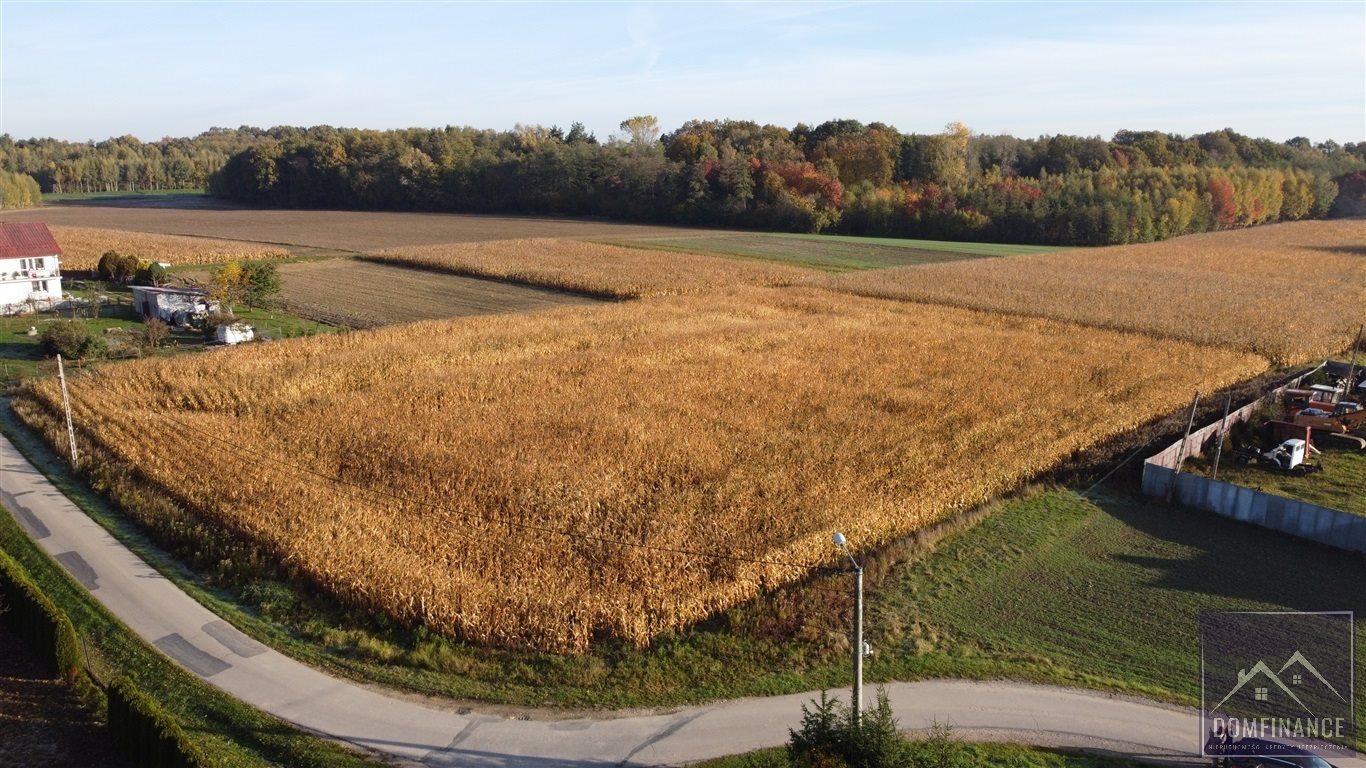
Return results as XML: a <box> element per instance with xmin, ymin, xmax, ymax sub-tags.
<box><xmin>2</xmin><ymin>205</ymin><xmax>720</xmax><ymax>253</ymax></box>
<box><xmin>50</xmin><ymin>226</ymin><xmax>288</xmax><ymax>270</ymax></box>
<box><xmin>824</xmin><ymin>220</ymin><xmax>1366</xmax><ymax>365</ymax></box>
<box><xmin>273</xmin><ymin>259</ymin><xmax>603</xmax><ymax>328</ymax></box>
<box><xmin>368</xmin><ymin>239</ymin><xmax>813</xmax><ymax>298</ymax></box>
<box><xmin>15</xmin><ymin>288</ymin><xmax>1265</xmax><ymax>652</ymax></box>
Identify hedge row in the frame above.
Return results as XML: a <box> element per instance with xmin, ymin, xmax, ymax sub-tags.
<box><xmin>0</xmin><ymin>547</ymin><xmax>204</xmax><ymax>767</ymax></box>
<box><xmin>108</xmin><ymin>676</ymin><xmax>208</xmax><ymax>768</ymax></box>
<box><xmin>0</xmin><ymin>547</ymin><xmax>100</xmax><ymax>709</ymax></box>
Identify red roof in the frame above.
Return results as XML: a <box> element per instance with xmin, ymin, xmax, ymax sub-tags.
<box><xmin>0</xmin><ymin>222</ymin><xmax>62</xmax><ymax>260</ymax></box>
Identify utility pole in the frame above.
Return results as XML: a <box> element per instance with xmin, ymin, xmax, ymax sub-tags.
<box><xmin>56</xmin><ymin>354</ymin><xmax>78</xmax><ymax>466</ymax></box>
<box><xmin>1347</xmin><ymin>325</ymin><xmax>1363</xmax><ymax>400</ymax></box>
<box><xmin>1167</xmin><ymin>391</ymin><xmax>1201</xmax><ymax>504</ymax></box>
<box><xmin>1211</xmin><ymin>392</ymin><xmax>1233</xmax><ymax>481</ymax></box>
<box><xmin>833</xmin><ymin>531</ymin><xmax>864</xmax><ymax>730</ymax></box>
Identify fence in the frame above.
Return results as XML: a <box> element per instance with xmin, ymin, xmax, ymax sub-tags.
<box><xmin>1141</xmin><ymin>362</ymin><xmax>1366</xmax><ymax>556</ymax></box>
<box><xmin>1145</xmin><ymin>365</ymin><xmax>1322</xmax><ymax>471</ymax></box>
<box><xmin>1142</xmin><ymin>465</ymin><xmax>1366</xmax><ymax>555</ymax></box>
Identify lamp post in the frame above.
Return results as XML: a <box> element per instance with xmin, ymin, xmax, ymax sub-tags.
<box><xmin>832</xmin><ymin>531</ymin><xmax>863</xmax><ymax>730</ymax></box>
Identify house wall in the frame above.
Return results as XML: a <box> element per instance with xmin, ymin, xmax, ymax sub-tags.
<box><xmin>0</xmin><ymin>255</ymin><xmax>62</xmax><ymax>314</ymax></box>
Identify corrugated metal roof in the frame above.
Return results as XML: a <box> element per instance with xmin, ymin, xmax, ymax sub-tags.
<box><xmin>0</xmin><ymin>222</ymin><xmax>62</xmax><ymax>260</ymax></box>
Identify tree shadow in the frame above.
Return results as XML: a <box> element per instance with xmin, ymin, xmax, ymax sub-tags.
<box><xmin>1302</xmin><ymin>245</ymin><xmax>1366</xmax><ymax>257</ymax></box>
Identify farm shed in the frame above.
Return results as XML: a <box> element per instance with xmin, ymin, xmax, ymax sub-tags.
<box><xmin>130</xmin><ymin>286</ymin><xmax>218</xmax><ymax>326</ymax></box>
<box><xmin>0</xmin><ymin>222</ymin><xmax>64</xmax><ymax>315</ymax></box>
<box><xmin>215</xmin><ymin>322</ymin><xmax>255</xmax><ymax>345</ymax></box>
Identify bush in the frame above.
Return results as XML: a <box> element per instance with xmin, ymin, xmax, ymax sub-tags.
<box><xmin>788</xmin><ymin>688</ymin><xmax>911</xmax><ymax>768</ymax></box>
<box><xmin>39</xmin><ymin>321</ymin><xmax>107</xmax><ymax>360</ymax></box>
<box><xmin>0</xmin><ymin>549</ymin><xmax>100</xmax><ymax>710</ymax></box>
<box><xmin>107</xmin><ymin>676</ymin><xmax>207</xmax><ymax>768</ymax></box>
<box><xmin>96</xmin><ymin>251</ymin><xmax>140</xmax><ymax>284</ymax></box>
<box><xmin>134</xmin><ymin>261</ymin><xmax>170</xmax><ymax>287</ymax></box>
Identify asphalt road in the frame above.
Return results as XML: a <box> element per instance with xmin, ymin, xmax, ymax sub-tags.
<box><xmin>2</xmin><ymin>433</ymin><xmax>1359</xmax><ymax>767</ymax></box>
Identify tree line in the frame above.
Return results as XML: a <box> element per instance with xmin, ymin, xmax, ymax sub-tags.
<box><xmin>3</xmin><ymin>120</ymin><xmax>1363</xmax><ymax>245</ymax></box>
<box><xmin>206</xmin><ymin>118</ymin><xmax>1364</xmax><ymax>245</ymax></box>
<box><xmin>0</xmin><ymin>128</ymin><xmax>267</xmax><ymax>194</ymax></box>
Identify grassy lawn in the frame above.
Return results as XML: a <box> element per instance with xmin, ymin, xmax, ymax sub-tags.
<box><xmin>873</xmin><ymin>488</ymin><xmax>1366</xmax><ymax>731</ymax></box>
<box><xmin>0</xmin><ymin>501</ymin><xmax>383</xmax><ymax>767</ymax></box>
<box><xmin>0</xmin><ymin>289</ymin><xmax>335</xmax><ymax>389</ymax></box>
<box><xmin>595</xmin><ymin>232</ymin><xmax>1067</xmax><ymax>271</ymax></box>
<box><xmin>1190</xmin><ymin>446</ymin><xmax>1366</xmax><ymax>516</ymax></box>
<box><xmin>695</xmin><ymin>743</ymin><xmax>1147</xmax><ymax>768</ymax></box>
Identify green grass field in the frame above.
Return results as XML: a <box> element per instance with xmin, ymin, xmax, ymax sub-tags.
<box><xmin>872</xmin><ymin>488</ymin><xmax>1366</xmax><ymax>729</ymax></box>
<box><xmin>597</xmin><ymin>232</ymin><xmax>1067</xmax><ymax>272</ymax></box>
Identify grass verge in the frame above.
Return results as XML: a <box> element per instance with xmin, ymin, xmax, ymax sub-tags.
<box><xmin>0</xmin><ymin>502</ymin><xmax>383</xmax><ymax>766</ymax></box>
<box><xmin>692</xmin><ymin>742</ymin><xmax>1146</xmax><ymax>768</ymax></box>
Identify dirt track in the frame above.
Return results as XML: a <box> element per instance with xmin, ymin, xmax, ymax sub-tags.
<box><xmin>275</xmin><ymin>259</ymin><xmax>602</xmax><ymax>328</ymax></box>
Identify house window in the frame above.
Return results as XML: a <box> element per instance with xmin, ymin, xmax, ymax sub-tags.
<box><xmin>1254</xmin><ymin>687</ymin><xmax>1269</xmax><ymax>701</ymax></box>
<box><xmin>1292</xmin><ymin>674</ymin><xmax>1303</xmax><ymax>685</ymax></box>
<box><xmin>33</xmin><ymin>258</ymin><xmax>43</xmax><ymax>270</ymax></box>
<box><xmin>19</xmin><ymin>259</ymin><xmax>28</xmax><ymax>271</ymax></box>
<box><xmin>31</xmin><ymin>281</ymin><xmax>42</xmax><ymax>292</ymax></box>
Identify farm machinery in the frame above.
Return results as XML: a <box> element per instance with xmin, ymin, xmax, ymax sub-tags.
<box><xmin>1281</xmin><ymin>386</ymin><xmax>1366</xmax><ymax>450</ymax></box>
<box><xmin>1230</xmin><ymin>438</ymin><xmax>1323</xmax><ymax>476</ymax></box>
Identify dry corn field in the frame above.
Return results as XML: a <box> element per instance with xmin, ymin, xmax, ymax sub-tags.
<box><xmin>50</xmin><ymin>226</ymin><xmax>289</xmax><ymax>270</ymax></box>
<box><xmin>824</xmin><ymin>219</ymin><xmax>1366</xmax><ymax>366</ymax></box>
<box><xmin>368</xmin><ymin>238</ymin><xmax>813</xmax><ymax>298</ymax></box>
<box><xmin>14</xmin><ymin>288</ymin><xmax>1265</xmax><ymax>652</ymax></box>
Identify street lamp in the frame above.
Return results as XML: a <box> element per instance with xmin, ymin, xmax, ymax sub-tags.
<box><xmin>832</xmin><ymin>531</ymin><xmax>863</xmax><ymax>729</ymax></box>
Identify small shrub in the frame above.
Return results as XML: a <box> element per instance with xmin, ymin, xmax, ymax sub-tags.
<box><xmin>908</xmin><ymin>720</ymin><xmax>964</xmax><ymax>768</ymax></box>
<box><xmin>39</xmin><ymin>321</ymin><xmax>106</xmax><ymax>360</ymax></box>
<box><xmin>143</xmin><ymin>317</ymin><xmax>170</xmax><ymax>349</ymax></box>
<box><xmin>788</xmin><ymin>688</ymin><xmax>910</xmax><ymax>768</ymax></box>
<box><xmin>134</xmin><ymin>261</ymin><xmax>170</xmax><ymax>287</ymax></box>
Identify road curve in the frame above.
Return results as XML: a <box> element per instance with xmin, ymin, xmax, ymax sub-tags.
<box><xmin>0</xmin><ymin>433</ymin><xmax>1350</xmax><ymax>767</ymax></box>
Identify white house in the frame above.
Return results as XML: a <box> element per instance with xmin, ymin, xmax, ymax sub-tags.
<box><xmin>129</xmin><ymin>285</ymin><xmax>219</xmax><ymax>326</ymax></box>
<box><xmin>0</xmin><ymin>222</ymin><xmax>63</xmax><ymax>314</ymax></box>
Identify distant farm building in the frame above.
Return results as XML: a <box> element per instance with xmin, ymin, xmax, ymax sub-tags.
<box><xmin>0</xmin><ymin>222</ymin><xmax>64</xmax><ymax>314</ymax></box>
<box><xmin>130</xmin><ymin>286</ymin><xmax>218</xmax><ymax>326</ymax></box>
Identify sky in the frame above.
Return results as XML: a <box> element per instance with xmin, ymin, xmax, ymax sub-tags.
<box><xmin>1</xmin><ymin>1</ymin><xmax>1362</xmax><ymax>144</ymax></box>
